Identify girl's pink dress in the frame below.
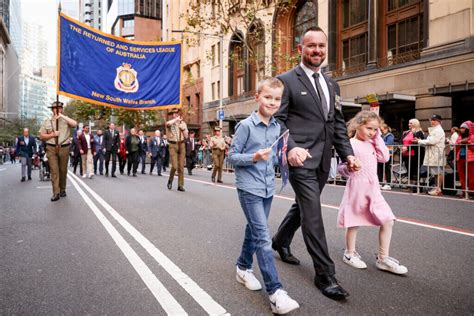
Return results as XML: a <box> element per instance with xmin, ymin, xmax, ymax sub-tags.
<box><xmin>337</xmin><ymin>133</ymin><xmax>396</xmax><ymax>228</ymax></box>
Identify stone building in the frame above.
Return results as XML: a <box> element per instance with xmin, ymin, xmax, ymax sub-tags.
<box><xmin>165</xmin><ymin>0</ymin><xmax>474</xmax><ymax>137</ymax></box>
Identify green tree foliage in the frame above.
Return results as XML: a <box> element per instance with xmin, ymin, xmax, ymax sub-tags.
<box><xmin>0</xmin><ymin>117</ymin><xmax>41</xmax><ymax>145</ymax></box>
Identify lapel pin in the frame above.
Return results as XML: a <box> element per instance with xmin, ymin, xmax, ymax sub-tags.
<box><xmin>301</xmin><ymin>91</ymin><xmax>307</xmax><ymax>95</ymax></box>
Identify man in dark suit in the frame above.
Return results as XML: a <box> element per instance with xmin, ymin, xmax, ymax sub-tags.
<box><xmin>103</xmin><ymin>122</ymin><xmax>120</xmax><ymax>177</ymax></box>
<box><xmin>70</xmin><ymin>129</ymin><xmax>83</xmax><ymax>175</ymax></box>
<box><xmin>148</xmin><ymin>130</ymin><xmax>165</xmax><ymax>175</ymax></box>
<box><xmin>16</xmin><ymin>128</ymin><xmax>36</xmax><ymax>181</ymax></box>
<box><xmin>272</xmin><ymin>27</ymin><xmax>358</xmax><ymax>301</ymax></box>
<box><xmin>185</xmin><ymin>131</ymin><xmax>198</xmax><ymax>175</ymax></box>
<box><xmin>138</xmin><ymin>130</ymin><xmax>147</xmax><ymax>174</ymax></box>
<box><xmin>93</xmin><ymin>129</ymin><xmax>105</xmax><ymax>175</ymax></box>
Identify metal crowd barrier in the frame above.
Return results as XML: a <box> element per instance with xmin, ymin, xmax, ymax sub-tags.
<box><xmin>331</xmin><ymin>143</ymin><xmax>473</xmax><ymax>198</ymax></box>
<box><xmin>198</xmin><ymin>143</ymin><xmax>473</xmax><ymax>199</ymax></box>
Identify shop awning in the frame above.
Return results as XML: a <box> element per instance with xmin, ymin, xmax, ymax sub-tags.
<box><xmin>354</xmin><ymin>93</ymin><xmax>416</xmax><ymax>104</ymax></box>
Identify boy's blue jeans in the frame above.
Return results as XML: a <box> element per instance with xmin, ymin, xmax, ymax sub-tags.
<box><xmin>236</xmin><ymin>189</ymin><xmax>282</xmax><ymax>294</ymax></box>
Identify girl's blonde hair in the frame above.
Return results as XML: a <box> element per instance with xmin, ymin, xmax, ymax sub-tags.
<box><xmin>409</xmin><ymin>118</ymin><xmax>422</xmax><ymax>133</ymax></box>
<box><xmin>347</xmin><ymin>110</ymin><xmax>382</xmax><ymax>137</ymax></box>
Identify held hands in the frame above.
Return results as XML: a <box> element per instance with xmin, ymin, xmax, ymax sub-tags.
<box><xmin>253</xmin><ymin>148</ymin><xmax>272</xmax><ymax>162</ymax></box>
<box><xmin>288</xmin><ymin>147</ymin><xmax>312</xmax><ymax>167</ymax></box>
<box><xmin>80</xmin><ymin>150</ymin><xmax>84</xmax><ymax>155</ymax></box>
<box><xmin>346</xmin><ymin>155</ymin><xmax>362</xmax><ymax>172</ymax></box>
<box><xmin>411</xmin><ymin>138</ymin><xmax>419</xmax><ymax>144</ymax></box>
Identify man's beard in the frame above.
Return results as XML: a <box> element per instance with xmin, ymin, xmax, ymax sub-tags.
<box><xmin>303</xmin><ymin>54</ymin><xmax>325</xmax><ymax>68</ymax></box>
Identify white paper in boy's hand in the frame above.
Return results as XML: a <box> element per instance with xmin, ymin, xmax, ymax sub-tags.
<box><xmin>270</xmin><ymin>129</ymin><xmax>290</xmax><ymax>149</ymax></box>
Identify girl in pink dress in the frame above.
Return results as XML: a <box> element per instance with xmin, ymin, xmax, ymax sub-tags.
<box><xmin>337</xmin><ymin>111</ymin><xmax>407</xmax><ymax>275</ymax></box>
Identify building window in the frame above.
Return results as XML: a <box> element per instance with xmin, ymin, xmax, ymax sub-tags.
<box><xmin>382</xmin><ymin>0</ymin><xmax>424</xmax><ymax>66</ymax></box>
<box><xmin>228</xmin><ymin>32</ymin><xmax>245</xmax><ymax>98</ymax></box>
<box><xmin>216</xmin><ymin>41</ymin><xmax>220</xmax><ymax>65</ymax></box>
<box><xmin>342</xmin><ymin>0</ymin><xmax>368</xmax><ymax>28</ymax></box>
<box><xmin>335</xmin><ymin>0</ymin><xmax>368</xmax><ymax>76</ymax></box>
<box><xmin>212</xmin><ymin>82</ymin><xmax>216</xmax><ymax>100</ymax></box>
<box><xmin>293</xmin><ymin>1</ymin><xmax>318</xmax><ymax>49</ymax></box>
<box><xmin>388</xmin><ymin>0</ymin><xmax>420</xmax><ymax>11</ymax></box>
<box><xmin>248</xmin><ymin>21</ymin><xmax>265</xmax><ymax>93</ymax></box>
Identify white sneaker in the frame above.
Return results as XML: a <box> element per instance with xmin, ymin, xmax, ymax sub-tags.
<box><xmin>343</xmin><ymin>251</ymin><xmax>367</xmax><ymax>269</ymax></box>
<box><xmin>89</xmin><ymin>173</ymin><xmax>94</xmax><ymax>179</ymax></box>
<box><xmin>381</xmin><ymin>184</ymin><xmax>391</xmax><ymax>191</ymax></box>
<box><xmin>82</xmin><ymin>174</ymin><xmax>87</xmax><ymax>178</ymax></box>
<box><xmin>269</xmin><ymin>289</ymin><xmax>300</xmax><ymax>314</ymax></box>
<box><xmin>376</xmin><ymin>256</ymin><xmax>408</xmax><ymax>275</ymax></box>
<box><xmin>236</xmin><ymin>267</ymin><xmax>262</xmax><ymax>291</ymax></box>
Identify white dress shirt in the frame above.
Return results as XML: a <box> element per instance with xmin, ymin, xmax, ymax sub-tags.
<box><xmin>300</xmin><ymin>62</ymin><xmax>330</xmax><ymax>113</ymax></box>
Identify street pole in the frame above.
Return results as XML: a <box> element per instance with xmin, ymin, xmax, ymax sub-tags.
<box><xmin>219</xmin><ymin>34</ymin><xmax>224</xmax><ymax>129</ymax></box>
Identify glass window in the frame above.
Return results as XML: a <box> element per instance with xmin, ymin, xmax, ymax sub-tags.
<box><xmin>118</xmin><ymin>0</ymin><xmax>134</xmax><ymax>15</ymax></box>
<box><xmin>342</xmin><ymin>33</ymin><xmax>367</xmax><ymax>69</ymax></box>
<box><xmin>343</xmin><ymin>0</ymin><xmax>368</xmax><ymax>28</ymax></box>
<box><xmin>387</xmin><ymin>16</ymin><xmax>423</xmax><ymax>57</ymax></box>
<box><xmin>389</xmin><ymin>0</ymin><xmax>420</xmax><ymax>12</ymax></box>
<box><xmin>293</xmin><ymin>1</ymin><xmax>317</xmax><ymax>48</ymax></box>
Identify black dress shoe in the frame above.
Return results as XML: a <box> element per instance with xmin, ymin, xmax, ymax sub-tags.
<box><xmin>21</xmin><ymin>177</ymin><xmax>25</xmax><ymax>182</ymax></box>
<box><xmin>111</xmin><ymin>174</ymin><xmax>117</xmax><ymax>178</ymax></box>
<box><xmin>167</xmin><ymin>180</ymin><xmax>172</xmax><ymax>190</ymax></box>
<box><xmin>132</xmin><ymin>173</ymin><xmax>137</xmax><ymax>177</ymax></box>
<box><xmin>50</xmin><ymin>194</ymin><xmax>60</xmax><ymax>202</ymax></box>
<box><xmin>217</xmin><ymin>180</ymin><xmax>223</xmax><ymax>183</ymax></box>
<box><xmin>314</xmin><ymin>275</ymin><xmax>349</xmax><ymax>300</ymax></box>
<box><xmin>177</xmin><ymin>186</ymin><xmax>185</xmax><ymax>192</ymax></box>
<box><xmin>158</xmin><ymin>173</ymin><xmax>162</xmax><ymax>176</ymax></box>
<box><xmin>105</xmin><ymin>172</ymin><xmax>109</xmax><ymax>177</ymax></box>
<box><xmin>272</xmin><ymin>239</ymin><xmax>300</xmax><ymax>265</ymax></box>
<box><xmin>28</xmin><ymin>176</ymin><xmax>32</xmax><ymax>180</ymax></box>
<box><xmin>60</xmin><ymin>191</ymin><xmax>67</xmax><ymax>197</ymax></box>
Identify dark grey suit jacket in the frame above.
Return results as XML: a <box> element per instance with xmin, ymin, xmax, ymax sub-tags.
<box><xmin>276</xmin><ymin>65</ymin><xmax>353</xmax><ymax>171</ymax></box>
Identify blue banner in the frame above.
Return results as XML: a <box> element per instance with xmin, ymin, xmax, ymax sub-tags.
<box><xmin>58</xmin><ymin>13</ymin><xmax>182</xmax><ymax>110</ymax></box>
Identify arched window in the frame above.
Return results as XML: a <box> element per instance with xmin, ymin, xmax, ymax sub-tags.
<box><xmin>228</xmin><ymin>32</ymin><xmax>245</xmax><ymax>98</ymax></box>
<box><xmin>293</xmin><ymin>1</ymin><xmax>318</xmax><ymax>49</ymax></box>
<box><xmin>248</xmin><ymin>21</ymin><xmax>265</xmax><ymax>93</ymax></box>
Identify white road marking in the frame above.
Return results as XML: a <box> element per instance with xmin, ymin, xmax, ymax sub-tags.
<box><xmin>179</xmin><ymin>174</ymin><xmax>474</xmax><ymax>238</ymax></box>
<box><xmin>0</xmin><ymin>168</ymin><xmax>6</xmax><ymax>172</ymax></box>
<box><xmin>68</xmin><ymin>176</ymin><xmax>188</xmax><ymax>315</ymax></box>
<box><xmin>69</xmin><ymin>172</ymin><xmax>229</xmax><ymax>316</ymax></box>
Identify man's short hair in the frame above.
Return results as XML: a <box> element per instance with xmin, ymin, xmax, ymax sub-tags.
<box><xmin>301</xmin><ymin>26</ymin><xmax>327</xmax><ymax>45</ymax></box>
<box><xmin>256</xmin><ymin>76</ymin><xmax>284</xmax><ymax>94</ymax></box>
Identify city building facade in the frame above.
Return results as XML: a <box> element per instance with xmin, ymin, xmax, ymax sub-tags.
<box><xmin>79</xmin><ymin>0</ymin><xmax>106</xmax><ymax>31</ymax></box>
<box><xmin>0</xmin><ymin>0</ymin><xmax>20</xmax><ymax>122</ymax></box>
<box><xmin>166</xmin><ymin>0</ymin><xmax>474</xmax><ymax>138</ymax></box>
<box><xmin>107</xmin><ymin>0</ymin><xmax>162</xmax><ymax>41</ymax></box>
<box><xmin>18</xmin><ymin>21</ymin><xmax>50</xmax><ymax>122</ymax></box>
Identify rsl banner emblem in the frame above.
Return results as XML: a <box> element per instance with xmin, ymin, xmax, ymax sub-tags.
<box><xmin>114</xmin><ymin>63</ymin><xmax>139</xmax><ymax>93</ymax></box>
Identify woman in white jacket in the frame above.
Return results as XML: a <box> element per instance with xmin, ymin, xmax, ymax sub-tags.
<box><xmin>413</xmin><ymin>114</ymin><xmax>446</xmax><ymax>196</ymax></box>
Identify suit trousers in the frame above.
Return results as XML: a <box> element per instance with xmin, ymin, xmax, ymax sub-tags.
<box><xmin>186</xmin><ymin>154</ymin><xmax>196</xmax><ymax>174</ymax></box>
<box><xmin>93</xmin><ymin>150</ymin><xmax>104</xmax><ymax>174</ymax></box>
<box><xmin>81</xmin><ymin>152</ymin><xmax>94</xmax><ymax>176</ymax></box>
<box><xmin>150</xmin><ymin>155</ymin><xmax>163</xmax><ymax>174</ymax></box>
<box><xmin>46</xmin><ymin>146</ymin><xmax>69</xmax><ymax>195</ymax></box>
<box><xmin>139</xmin><ymin>152</ymin><xmax>146</xmax><ymax>173</ymax></box>
<box><xmin>169</xmin><ymin>142</ymin><xmax>185</xmax><ymax>187</ymax></box>
<box><xmin>273</xmin><ymin>166</ymin><xmax>335</xmax><ymax>276</ymax></box>
<box><xmin>127</xmin><ymin>151</ymin><xmax>139</xmax><ymax>175</ymax></box>
<box><xmin>212</xmin><ymin>149</ymin><xmax>225</xmax><ymax>180</ymax></box>
<box><xmin>105</xmin><ymin>150</ymin><xmax>117</xmax><ymax>175</ymax></box>
<box><xmin>20</xmin><ymin>156</ymin><xmax>32</xmax><ymax>178</ymax></box>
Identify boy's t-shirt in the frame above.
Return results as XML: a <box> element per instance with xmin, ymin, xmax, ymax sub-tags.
<box><xmin>228</xmin><ymin>111</ymin><xmax>280</xmax><ymax>198</ymax></box>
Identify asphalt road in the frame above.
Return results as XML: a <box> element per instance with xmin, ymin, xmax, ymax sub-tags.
<box><xmin>1</xmin><ymin>162</ymin><xmax>473</xmax><ymax>315</ymax></box>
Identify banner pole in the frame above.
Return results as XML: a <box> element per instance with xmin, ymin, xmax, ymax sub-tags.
<box><xmin>55</xmin><ymin>2</ymin><xmax>62</xmax><ymax>152</ymax></box>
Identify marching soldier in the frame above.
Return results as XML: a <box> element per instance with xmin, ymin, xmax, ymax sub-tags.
<box><xmin>210</xmin><ymin>126</ymin><xmax>227</xmax><ymax>183</ymax></box>
<box><xmin>38</xmin><ymin>101</ymin><xmax>77</xmax><ymax>201</ymax></box>
<box><xmin>165</xmin><ymin>108</ymin><xmax>188</xmax><ymax>192</ymax></box>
